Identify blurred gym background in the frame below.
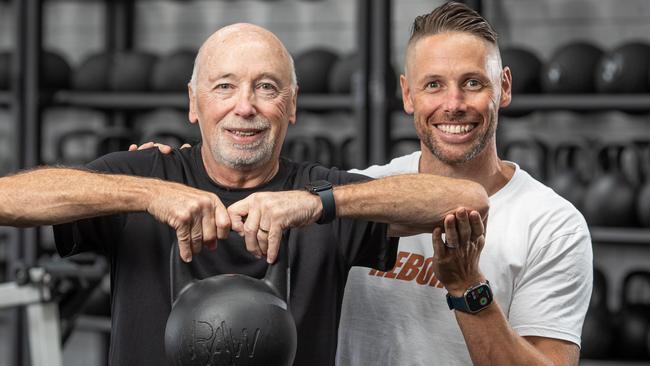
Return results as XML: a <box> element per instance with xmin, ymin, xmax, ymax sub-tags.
<box><xmin>1</xmin><ymin>0</ymin><xmax>650</xmax><ymax>365</ymax></box>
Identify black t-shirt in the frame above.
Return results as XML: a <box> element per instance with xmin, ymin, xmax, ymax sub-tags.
<box><xmin>53</xmin><ymin>144</ymin><xmax>398</xmax><ymax>366</ymax></box>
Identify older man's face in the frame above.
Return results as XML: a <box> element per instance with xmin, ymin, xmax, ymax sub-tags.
<box><xmin>189</xmin><ymin>33</ymin><xmax>296</xmax><ymax>170</ymax></box>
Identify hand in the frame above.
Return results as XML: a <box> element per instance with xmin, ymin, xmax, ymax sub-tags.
<box><xmin>128</xmin><ymin>142</ymin><xmax>192</xmax><ymax>154</ymax></box>
<box><xmin>227</xmin><ymin>191</ymin><xmax>322</xmax><ymax>263</ymax></box>
<box><xmin>432</xmin><ymin>207</ymin><xmax>486</xmax><ymax>296</ymax></box>
<box><xmin>146</xmin><ymin>181</ymin><xmax>230</xmax><ymax>262</ymax></box>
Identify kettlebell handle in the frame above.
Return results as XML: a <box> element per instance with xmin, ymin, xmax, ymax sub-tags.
<box><xmin>169</xmin><ymin>233</ymin><xmax>290</xmax><ymax>305</ymax></box>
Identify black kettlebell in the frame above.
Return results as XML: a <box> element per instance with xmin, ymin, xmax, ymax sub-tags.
<box><xmin>617</xmin><ymin>270</ymin><xmax>650</xmax><ymax>360</ymax></box>
<box><xmin>596</xmin><ymin>42</ymin><xmax>650</xmax><ymax>93</ymax></box>
<box><xmin>541</xmin><ymin>42</ymin><xmax>603</xmax><ymax>94</ymax></box>
<box><xmin>151</xmin><ymin>49</ymin><xmax>196</xmax><ymax>92</ymax></box>
<box><xmin>583</xmin><ymin>144</ymin><xmax>638</xmax><ymax>227</ymax></box>
<box><xmin>547</xmin><ymin>142</ymin><xmax>590</xmax><ymax>211</ymax></box>
<box><xmin>164</xmin><ymin>237</ymin><xmax>296</xmax><ymax>366</ymax></box>
<box><xmin>502</xmin><ymin>139</ymin><xmax>548</xmax><ymax>182</ymax></box>
<box><xmin>636</xmin><ymin>143</ymin><xmax>650</xmax><ymax>227</ymax></box>
<box><xmin>295</xmin><ymin>48</ymin><xmax>339</xmax><ymax>94</ymax></box>
<box><xmin>581</xmin><ymin>267</ymin><xmax>614</xmax><ymax>359</ymax></box>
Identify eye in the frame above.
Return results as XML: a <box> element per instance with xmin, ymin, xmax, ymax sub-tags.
<box><xmin>258</xmin><ymin>82</ymin><xmax>278</xmax><ymax>91</ymax></box>
<box><xmin>215</xmin><ymin>83</ymin><xmax>232</xmax><ymax>90</ymax></box>
<box><xmin>465</xmin><ymin>79</ymin><xmax>483</xmax><ymax>90</ymax></box>
<box><xmin>425</xmin><ymin>81</ymin><xmax>440</xmax><ymax>90</ymax></box>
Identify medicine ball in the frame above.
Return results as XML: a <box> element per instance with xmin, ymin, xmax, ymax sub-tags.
<box><xmin>151</xmin><ymin>49</ymin><xmax>196</xmax><ymax>92</ymax></box>
<box><xmin>542</xmin><ymin>42</ymin><xmax>603</xmax><ymax>93</ymax></box>
<box><xmin>596</xmin><ymin>42</ymin><xmax>650</xmax><ymax>93</ymax></box>
<box><xmin>328</xmin><ymin>52</ymin><xmax>398</xmax><ymax>95</ymax></box>
<box><xmin>500</xmin><ymin>47</ymin><xmax>542</xmax><ymax>94</ymax></box>
<box><xmin>109</xmin><ymin>52</ymin><xmax>158</xmax><ymax>92</ymax></box>
<box><xmin>0</xmin><ymin>51</ymin><xmax>9</xmax><ymax>90</ymax></box>
<box><xmin>73</xmin><ymin>52</ymin><xmax>112</xmax><ymax>91</ymax></box>
<box><xmin>41</xmin><ymin>50</ymin><xmax>71</xmax><ymax>89</ymax></box>
<box><xmin>295</xmin><ymin>48</ymin><xmax>339</xmax><ymax>94</ymax></box>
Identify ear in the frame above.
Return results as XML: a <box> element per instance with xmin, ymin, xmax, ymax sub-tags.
<box><xmin>400</xmin><ymin>74</ymin><xmax>414</xmax><ymax>114</ymax></box>
<box><xmin>188</xmin><ymin>83</ymin><xmax>199</xmax><ymax>125</ymax></box>
<box><xmin>288</xmin><ymin>86</ymin><xmax>298</xmax><ymax>125</ymax></box>
<box><xmin>499</xmin><ymin>67</ymin><xmax>512</xmax><ymax>108</ymax></box>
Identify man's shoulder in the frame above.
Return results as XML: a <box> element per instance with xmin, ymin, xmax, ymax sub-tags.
<box><xmin>88</xmin><ymin>146</ymin><xmax>193</xmax><ymax>179</ymax></box>
<box><xmin>350</xmin><ymin>151</ymin><xmax>421</xmax><ymax>178</ymax></box>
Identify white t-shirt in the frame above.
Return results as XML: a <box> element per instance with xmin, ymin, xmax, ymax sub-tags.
<box><xmin>336</xmin><ymin>151</ymin><xmax>593</xmax><ymax>366</ymax></box>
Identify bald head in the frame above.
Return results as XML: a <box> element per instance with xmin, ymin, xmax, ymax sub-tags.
<box><xmin>189</xmin><ymin>23</ymin><xmax>297</xmax><ymax>94</ymax></box>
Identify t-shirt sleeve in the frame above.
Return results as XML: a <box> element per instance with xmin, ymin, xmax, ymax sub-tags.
<box><xmin>52</xmin><ymin>150</ymin><xmax>160</xmax><ymax>257</ymax></box>
<box><xmin>302</xmin><ymin>164</ymin><xmax>398</xmax><ymax>271</ymax></box>
<box><xmin>508</xmin><ymin>226</ymin><xmax>593</xmax><ymax>346</ymax></box>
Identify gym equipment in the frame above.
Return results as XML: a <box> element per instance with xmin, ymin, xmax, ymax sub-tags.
<box><xmin>583</xmin><ymin>144</ymin><xmax>638</xmax><ymax>227</ymax></box>
<box><xmin>500</xmin><ymin>47</ymin><xmax>542</xmax><ymax>94</ymax></box>
<box><xmin>547</xmin><ymin>142</ymin><xmax>590</xmax><ymax>211</ymax></box>
<box><xmin>73</xmin><ymin>52</ymin><xmax>157</xmax><ymax>92</ymax></box>
<box><xmin>72</xmin><ymin>53</ymin><xmax>111</xmax><ymax>91</ymax></box>
<box><xmin>617</xmin><ymin>270</ymin><xmax>650</xmax><ymax>359</ymax></box>
<box><xmin>165</xmin><ymin>238</ymin><xmax>296</xmax><ymax>366</ymax></box>
<box><xmin>502</xmin><ymin>139</ymin><xmax>547</xmax><ymax>182</ymax></box>
<box><xmin>581</xmin><ymin>267</ymin><xmax>614</xmax><ymax>359</ymax></box>
<box><xmin>636</xmin><ymin>143</ymin><xmax>650</xmax><ymax>227</ymax></box>
<box><xmin>283</xmin><ymin>134</ymin><xmax>336</xmax><ymax>167</ymax></box>
<box><xmin>329</xmin><ymin>52</ymin><xmax>398</xmax><ymax>95</ymax></box>
<box><xmin>55</xmin><ymin>127</ymin><xmax>137</xmax><ymax>165</ymax></box>
<box><xmin>110</xmin><ymin>52</ymin><xmax>158</xmax><ymax>91</ymax></box>
<box><xmin>0</xmin><ymin>255</ymin><xmax>108</xmax><ymax>366</ymax></box>
<box><xmin>541</xmin><ymin>42</ymin><xmax>603</xmax><ymax>93</ymax></box>
<box><xmin>295</xmin><ymin>48</ymin><xmax>339</xmax><ymax>94</ymax></box>
<box><xmin>41</xmin><ymin>51</ymin><xmax>72</xmax><ymax>90</ymax></box>
<box><xmin>0</xmin><ymin>51</ymin><xmax>9</xmax><ymax>90</ymax></box>
<box><xmin>151</xmin><ymin>49</ymin><xmax>196</xmax><ymax>92</ymax></box>
<box><xmin>596</xmin><ymin>42</ymin><xmax>650</xmax><ymax>93</ymax></box>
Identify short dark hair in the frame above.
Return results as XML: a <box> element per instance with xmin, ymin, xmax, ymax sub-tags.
<box><xmin>409</xmin><ymin>2</ymin><xmax>498</xmax><ymax>46</ymax></box>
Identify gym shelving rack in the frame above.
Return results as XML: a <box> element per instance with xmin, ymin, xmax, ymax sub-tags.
<box><xmin>3</xmin><ymin>0</ymin><xmax>650</xmax><ymax>365</ymax></box>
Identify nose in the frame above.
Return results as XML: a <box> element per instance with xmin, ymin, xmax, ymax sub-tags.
<box><xmin>233</xmin><ymin>88</ymin><xmax>257</xmax><ymax>118</ymax></box>
<box><xmin>443</xmin><ymin>86</ymin><xmax>467</xmax><ymax>114</ymax></box>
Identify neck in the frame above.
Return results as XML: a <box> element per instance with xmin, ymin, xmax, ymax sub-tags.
<box><xmin>201</xmin><ymin>145</ymin><xmax>280</xmax><ymax>189</ymax></box>
<box><xmin>418</xmin><ymin>142</ymin><xmax>514</xmax><ymax>196</ymax></box>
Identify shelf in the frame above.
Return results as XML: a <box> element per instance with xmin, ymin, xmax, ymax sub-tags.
<box><xmin>590</xmin><ymin>227</ymin><xmax>650</xmax><ymax>245</ymax></box>
<box><xmin>504</xmin><ymin>94</ymin><xmax>650</xmax><ymax>113</ymax></box>
<box><xmin>50</xmin><ymin>91</ymin><xmax>355</xmax><ymax>111</ymax></box>
<box><xmin>0</xmin><ymin>92</ymin><xmax>11</xmax><ymax>106</ymax></box>
<box><xmin>580</xmin><ymin>359</ymin><xmax>650</xmax><ymax>366</ymax></box>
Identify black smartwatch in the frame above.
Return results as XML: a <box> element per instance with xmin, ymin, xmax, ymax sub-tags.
<box><xmin>305</xmin><ymin>180</ymin><xmax>335</xmax><ymax>224</ymax></box>
<box><xmin>446</xmin><ymin>280</ymin><xmax>493</xmax><ymax>314</ymax></box>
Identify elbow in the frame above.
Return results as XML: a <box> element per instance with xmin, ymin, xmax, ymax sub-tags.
<box><xmin>467</xmin><ymin>181</ymin><xmax>490</xmax><ymax>219</ymax></box>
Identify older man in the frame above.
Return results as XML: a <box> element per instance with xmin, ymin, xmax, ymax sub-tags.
<box><xmin>0</xmin><ymin>24</ymin><xmax>487</xmax><ymax>365</ymax></box>
<box><xmin>336</xmin><ymin>3</ymin><xmax>592</xmax><ymax>366</ymax></box>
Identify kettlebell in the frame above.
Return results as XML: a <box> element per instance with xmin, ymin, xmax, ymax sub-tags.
<box><xmin>636</xmin><ymin>143</ymin><xmax>650</xmax><ymax>227</ymax></box>
<box><xmin>617</xmin><ymin>270</ymin><xmax>650</xmax><ymax>360</ymax></box>
<box><xmin>547</xmin><ymin>142</ymin><xmax>590</xmax><ymax>211</ymax></box>
<box><xmin>581</xmin><ymin>267</ymin><xmax>614</xmax><ymax>359</ymax></box>
<box><xmin>502</xmin><ymin>138</ymin><xmax>548</xmax><ymax>182</ymax></box>
<box><xmin>583</xmin><ymin>144</ymin><xmax>638</xmax><ymax>227</ymax></box>
<box><xmin>164</xmin><ymin>237</ymin><xmax>297</xmax><ymax>366</ymax></box>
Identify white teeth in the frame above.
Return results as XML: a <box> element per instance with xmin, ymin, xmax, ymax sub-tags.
<box><xmin>436</xmin><ymin>124</ymin><xmax>475</xmax><ymax>134</ymax></box>
<box><xmin>232</xmin><ymin>130</ymin><xmax>258</xmax><ymax>136</ymax></box>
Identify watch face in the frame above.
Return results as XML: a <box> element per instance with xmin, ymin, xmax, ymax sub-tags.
<box><xmin>466</xmin><ymin>284</ymin><xmax>493</xmax><ymax>312</ymax></box>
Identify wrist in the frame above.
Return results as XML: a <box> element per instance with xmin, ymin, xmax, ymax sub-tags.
<box><xmin>445</xmin><ymin>275</ymin><xmax>487</xmax><ymax>297</ymax></box>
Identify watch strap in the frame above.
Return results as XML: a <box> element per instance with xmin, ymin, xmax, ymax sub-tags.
<box><xmin>315</xmin><ymin>187</ymin><xmax>335</xmax><ymax>224</ymax></box>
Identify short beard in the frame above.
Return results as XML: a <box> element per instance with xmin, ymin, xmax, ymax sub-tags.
<box><xmin>211</xmin><ymin>117</ymin><xmax>276</xmax><ymax>169</ymax></box>
<box><xmin>420</xmin><ymin>112</ymin><xmax>497</xmax><ymax>166</ymax></box>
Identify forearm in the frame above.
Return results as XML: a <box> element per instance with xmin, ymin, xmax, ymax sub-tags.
<box><xmin>456</xmin><ymin>302</ymin><xmax>573</xmax><ymax>366</ymax></box>
<box><xmin>0</xmin><ymin>167</ymin><xmax>153</xmax><ymax>227</ymax></box>
<box><xmin>334</xmin><ymin>174</ymin><xmax>489</xmax><ymax>232</ymax></box>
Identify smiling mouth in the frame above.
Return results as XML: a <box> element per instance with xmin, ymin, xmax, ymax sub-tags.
<box><xmin>435</xmin><ymin>123</ymin><xmax>477</xmax><ymax>134</ymax></box>
<box><xmin>226</xmin><ymin>129</ymin><xmax>265</xmax><ymax>137</ymax></box>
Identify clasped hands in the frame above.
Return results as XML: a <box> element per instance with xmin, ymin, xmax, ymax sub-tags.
<box><xmin>146</xmin><ymin>184</ymin><xmax>322</xmax><ymax>264</ymax></box>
